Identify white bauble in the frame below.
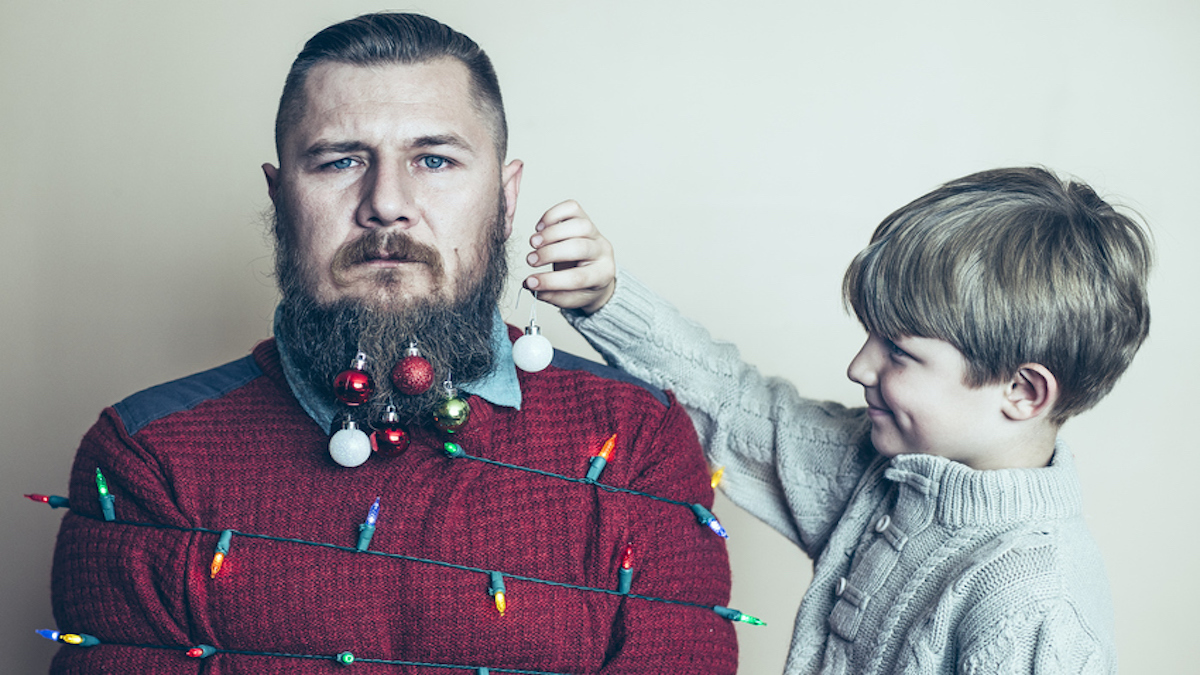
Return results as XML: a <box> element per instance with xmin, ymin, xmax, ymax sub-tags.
<box><xmin>513</xmin><ymin>330</ymin><xmax>553</xmax><ymax>372</ymax></box>
<box><xmin>329</xmin><ymin>425</ymin><xmax>372</xmax><ymax>467</ymax></box>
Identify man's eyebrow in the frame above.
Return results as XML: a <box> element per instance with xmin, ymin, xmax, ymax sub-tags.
<box><xmin>303</xmin><ymin>135</ymin><xmax>476</xmax><ymax>158</ymax></box>
<box><xmin>303</xmin><ymin>141</ymin><xmax>370</xmax><ymax>158</ymax></box>
<box><xmin>411</xmin><ymin>134</ymin><xmax>475</xmax><ymax>152</ymax></box>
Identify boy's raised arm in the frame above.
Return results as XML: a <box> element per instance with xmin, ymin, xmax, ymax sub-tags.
<box><xmin>526</xmin><ymin>204</ymin><xmax>873</xmax><ymax>555</ymax></box>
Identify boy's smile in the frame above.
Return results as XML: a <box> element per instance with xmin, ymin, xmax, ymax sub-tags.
<box><xmin>847</xmin><ymin>333</ymin><xmax>1017</xmax><ymax>470</ymax></box>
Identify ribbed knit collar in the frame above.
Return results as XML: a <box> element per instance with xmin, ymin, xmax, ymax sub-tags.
<box><xmin>272</xmin><ymin>304</ymin><xmax>522</xmax><ymax>433</ymax></box>
<box><xmin>884</xmin><ymin>440</ymin><xmax>1083</xmax><ymax>529</ymax></box>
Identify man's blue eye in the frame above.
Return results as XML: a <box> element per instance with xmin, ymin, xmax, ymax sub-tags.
<box><xmin>330</xmin><ymin>158</ymin><xmax>354</xmax><ymax>170</ymax></box>
<box><xmin>422</xmin><ymin>156</ymin><xmax>446</xmax><ymax>169</ymax></box>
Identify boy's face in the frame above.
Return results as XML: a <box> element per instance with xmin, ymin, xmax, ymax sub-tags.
<box><xmin>847</xmin><ymin>333</ymin><xmax>1011</xmax><ymax>470</ymax></box>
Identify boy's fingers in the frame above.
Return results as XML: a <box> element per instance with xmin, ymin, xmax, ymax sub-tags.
<box><xmin>531</xmin><ymin>215</ymin><xmax>598</xmax><ymax>248</ymax></box>
<box><xmin>526</xmin><ymin>262</ymin><xmax>614</xmax><ymax>293</ymax></box>
<box><xmin>535</xmin><ymin>199</ymin><xmax>587</xmax><ymax>231</ymax></box>
<box><xmin>527</xmin><ymin>237</ymin><xmax>608</xmax><ymax>268</ymax></box>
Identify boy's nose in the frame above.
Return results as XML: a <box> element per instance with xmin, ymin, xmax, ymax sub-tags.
<box><xmin>846</xmin><ymin>337</ymin><xmax>879</xmax><ymax>387</ymax></box>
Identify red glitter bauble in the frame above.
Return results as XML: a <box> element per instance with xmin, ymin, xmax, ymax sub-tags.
<box><xmin>392</xmin><ymin>355</ymin><xmax>435</xmax><ymax>395</ymax></box>
<box><xmin>371</xmin><ymin>426</ymin><xmax>410</xmax><ymax>457</ymax></box>
<box><xmin>332</xmin><ymin>369</ymin><xmax>374</xmax><ymax>406</ymax></box>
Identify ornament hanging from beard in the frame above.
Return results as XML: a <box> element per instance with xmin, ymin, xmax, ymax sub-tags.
<box><xmin>271</xmin><ymin>194</ymin><xmax>510</xmax><ymax>463</ymax></box>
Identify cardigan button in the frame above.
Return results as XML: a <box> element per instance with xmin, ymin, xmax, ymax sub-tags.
<box><xmin>875</xmin><ymin>515</ymin><xmax>891</xmax><ymax>533</ymax></box>
<box><xmin>835</xmin><ymin>577</ymin><xmax>847</xmax><ymax>597</ymax></box>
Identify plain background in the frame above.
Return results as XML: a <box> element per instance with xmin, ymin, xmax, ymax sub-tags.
<box><xmin>3</xmin><ymin>1</ymin><xmax>1197</xmax><ymax>672</ymax></box>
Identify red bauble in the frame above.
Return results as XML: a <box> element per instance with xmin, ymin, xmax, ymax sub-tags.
<box><xmin>371</xmin><ymin>426</ymin><xmax>410</xmax><ymax>457</ymax></box>
<box><xmin>333</xmin><ymin>353</ymin><xmax>374</xmax><ymax>406</ymax></box>
<box><xmin>392</xmin><ymin>353</ymin><xmax>434</xmax><ymax>395</ymax></box>
<box><xmin>371</xmin><ymin>405</ymin><xmax>410</xmax><ymax>456</ymax></box>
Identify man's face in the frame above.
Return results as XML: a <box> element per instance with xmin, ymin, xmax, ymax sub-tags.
<box><xmin>265</xmin><ymin>58</ymin><xmax>523</xmax><ymax>309</ymax></box>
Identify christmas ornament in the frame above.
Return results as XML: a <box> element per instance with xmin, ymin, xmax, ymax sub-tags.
<box><xmin>512</xmin><ymin>291</ymin><xmax>553</xmax><ymax>372</ymax></box>
<box><xmin>713</xmin><ymin>605</ymin><xmax>767</xmax><ymax>626</ymax></box>
<box><xmin>210</xmin><ymin>529</ymin><xmax>234</xmax><ymax>578</ymax></box>
<box><xmin>433</xmin><ymin>377</ymin><xmax>471</xmax><ymax>433</ymax></box>
<box><xmin>186</xmin><ymin>645</ymin><xmax>218</xmax><ymax>659</ymax></box>
<box><xmin>488</xmin><ymin>571</ymin><xmax>507</xmax><ymax>616</ymax></box>
<box><xmin>690</xmin><ymin>503</ymin><xmax>728</xmax><ymax>538</ymax></box>
<box><xmin>371</xmin><ymin>405</ymin><xmax>410</xmax><ymax>457</ymax></box>
<box><xmin>585</xmin><ymin>434</ymin><xmax>617</xmax><ymax>482</ymax></box>
<box><xmin>392</xmin><ymin>342</ymin><xmax>435</xmax><ymax>395</ymax></box>
<box><xmin>37</xmin><ymin>630</ymin><xmax>101</xmax><ymax>647</ymax></box>
<box><xmin>356</xmin><ymin>497</ymin><xmax>380</xmax><ymax>551</ymax></box>
<box><xmin>332</xmin><ymin>352</ymin><xmax>374</xmax><ymax>406</ymax></box>
<box><xmin>95</xmin><ymin>468</ymin><xmax>115</xmax><ymax>521</ymax></box>
<box><xmin>26</xmin><ymin>493</ymin><xmax>70</xmax><ymax>508</ymax></box>
<box><xmin>617</xmin><ymin>543</ymin><xmax>634</xmax><ymax>594</ymax></box>
<box><xmin>330</xmin><ymin>418</ymin><xmax>372</xmax><ymax>467</ymax></box>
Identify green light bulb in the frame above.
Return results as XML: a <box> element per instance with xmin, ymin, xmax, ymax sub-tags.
<box><xmin>736</xmin><ymin>613</ymin><xmax>767</xmax><ymax>626</ymax></box>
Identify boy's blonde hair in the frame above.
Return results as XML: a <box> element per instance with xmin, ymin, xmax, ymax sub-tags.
<box><xmin>843</xmin><ymin>167</ymin><xmax>1152</xmax><ymax>424</ymax></box>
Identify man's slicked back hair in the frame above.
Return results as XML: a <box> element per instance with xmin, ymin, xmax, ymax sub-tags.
<box><xmin>274</xmin><ymin>12</ymin><xmax>507</xmax><ymax>160</ymax></box>
<box><xmin>843</xmin><ymin>167</ymin><xmax>1152</xmax><ymax>424</ymax></box>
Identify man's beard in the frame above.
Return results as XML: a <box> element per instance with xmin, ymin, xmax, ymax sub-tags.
<box><xmin>272</xmin><ymin>198</ymin><xmax>510</xmax><ymax>429</ymax></box>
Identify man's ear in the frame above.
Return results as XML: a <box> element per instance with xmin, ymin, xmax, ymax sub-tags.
<box><xmin>263</xmin><ymin>163</ymin><xmax>280</xmax><ymax>205</ymax></box>
<box><xmin>500</xmin><ymin>159</ymin><xmax>524</xmax><ymax>238</ymax></box>
<box><xmin>1001</xmin><ymin>363</ymin><xmax>1058</xmax><ymax>422</ymax></box>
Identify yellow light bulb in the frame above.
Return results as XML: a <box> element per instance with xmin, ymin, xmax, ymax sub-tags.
<box><xmin>210</xmin><ymin>552</ymin><xmax>225</xmax><ymax>579</ymax></box>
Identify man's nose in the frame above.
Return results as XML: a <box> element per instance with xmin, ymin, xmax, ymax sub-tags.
<box><xmin>846</xmin><ymin>337</ymin><xmax>879</xmax><ymax>387</ymax></box>
<box><xmin>357</xmin><ymin>162</ymin><xmax>415</xmax><ymax>228</ymax></box>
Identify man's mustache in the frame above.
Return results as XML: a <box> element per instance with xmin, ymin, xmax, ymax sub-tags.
<box><xmin>330</xmin><ymin>229</ymin><xmax>446</xmax><ymax>283</ymax></box>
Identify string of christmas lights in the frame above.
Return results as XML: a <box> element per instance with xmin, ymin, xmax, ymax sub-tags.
<box><xmin>26</xmin><ymin>434</ymin><xmax>761</xmax><ymax>671</ymax></box>
<box><xmin>441</xmin><ymin>441</ymin><xmax>729</xmax><ymax>538</ymax></box>
<box><xmin>34</xmin><ymin>632</ymin><xmax>573</xmax><ymax>673</ymax></box>
<box><xmin>62</xmin><ymin>513</ymin><xmax>752</xmax><ymax>619</ymax></box>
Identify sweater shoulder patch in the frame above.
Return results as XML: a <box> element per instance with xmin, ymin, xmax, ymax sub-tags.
<box><xmin>549</xmin><ymin>349</ymin><xmax>669</xmax><ymax>406</ymax></box>
<box><xmin>113</xmin><ymin>355</ymin><xmax>263</xmax><ymax>435</ymax></box>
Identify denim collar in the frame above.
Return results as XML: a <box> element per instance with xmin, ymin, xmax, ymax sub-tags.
<box><xmin>273</xmin><ymin>305</ymin><xmax>522</xmax><ymax>432</ymax></box>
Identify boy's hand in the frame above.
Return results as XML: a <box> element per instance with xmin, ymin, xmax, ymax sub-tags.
<box><xmin>524</xmin><ymin>200</ymin><xmax>616</xmax><ymax>315</ymax></box>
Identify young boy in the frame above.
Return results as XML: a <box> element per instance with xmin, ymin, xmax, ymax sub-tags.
<box><xmin>524</xmin><ymin>167</ymin><xmax>1151</xmax><ymax>674</ymax></box>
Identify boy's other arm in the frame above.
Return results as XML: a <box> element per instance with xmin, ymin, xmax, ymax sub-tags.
<box><xmin>527</xmin><ymin>205</ymin><xmax>873</xmax><ymax>554</ymax></box>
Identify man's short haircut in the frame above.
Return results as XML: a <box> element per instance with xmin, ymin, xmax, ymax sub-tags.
<box><xmin>843</xmin><ymin>167</ymin><xmax>1152</xmax><ymax>424</ymax></box>
<box><xmin>274</xmin><ymin>12</ymin><xmax>507</xmax><ymax>160</ymax></box>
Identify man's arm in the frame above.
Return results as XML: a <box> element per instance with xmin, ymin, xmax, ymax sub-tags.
<box><xmin>50</xmin><ymin>408</ymin><xmax>199</xmax><ymax>673</ymax></box>
<box><xmin>597</xmin><ymin>390</ymin><xmax>738</xmax><ymax>674</ymax></box>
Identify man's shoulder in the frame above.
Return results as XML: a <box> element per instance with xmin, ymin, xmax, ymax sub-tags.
<box><xmin>112</xmin><ymin>352</ymin><xmax>265</xmax><ymax>436</ymax></box>
<box><xmin>543</xmin><ymin>348</ymin><xmax>669</xmax><ymax>407</ymax></box>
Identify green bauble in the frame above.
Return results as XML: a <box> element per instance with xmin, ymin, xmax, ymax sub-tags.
<box><xmin>433</xmin><ymin>396</ymin><xmax>471</xmax><ymax>433</ymax></box>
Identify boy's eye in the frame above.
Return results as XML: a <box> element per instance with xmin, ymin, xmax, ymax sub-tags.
<box><xmin>421</xmin><ymin>156</ymin><xmax>447</xmax><ymax>169</ymax></box>
<box><xmin>886</xmin><ymin>339</ymin><xmax>908</xmax><ymax>359</ymax></box>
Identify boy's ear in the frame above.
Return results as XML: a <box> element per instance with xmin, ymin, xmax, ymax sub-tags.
<box><xmin>1001</xmin><ymin>363</ymin><xmax>1058</xmax><ymax>422</ymax></box>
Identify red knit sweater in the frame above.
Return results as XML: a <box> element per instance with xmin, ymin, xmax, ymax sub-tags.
<box><xmin>50</xmin><ymin>334</ymin><xmax>737</xmax><ymax>674</ymax></box>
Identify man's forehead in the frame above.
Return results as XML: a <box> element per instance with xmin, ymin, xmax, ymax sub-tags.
<box><xmin>290</xmin><ymin>58</ymin><xmax>489</xmax><ymax>151</ymax></box>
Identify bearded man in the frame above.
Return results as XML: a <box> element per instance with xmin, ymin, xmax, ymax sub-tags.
<box><xmin>46</xmin><ymin>12</ymin><xmax>737</xmax><ymax>675</ymax></box>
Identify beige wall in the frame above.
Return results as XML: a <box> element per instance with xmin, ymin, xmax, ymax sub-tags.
<box><xmin>3</xmin><ymin>1</ymin><xmax>1196</xmax><ymax>672</ymax></box>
